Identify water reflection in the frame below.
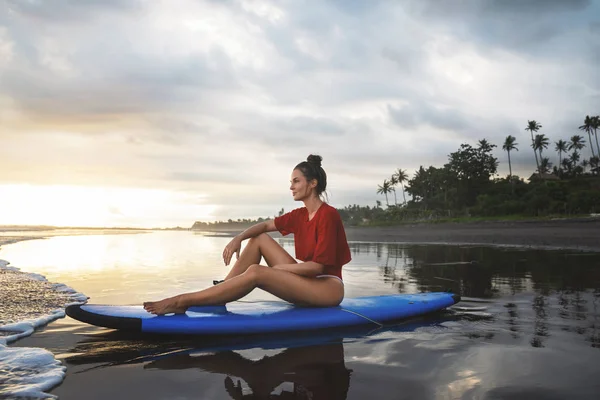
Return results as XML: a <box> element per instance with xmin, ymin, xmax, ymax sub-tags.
<box><xmin>4</xmin><ymin>235</ymin><xmax>600</xmax><ymax>354</ymax></box>
<box><xmin>531</xmin><ymin>295</ymin><xmax>548</xmax><ymax>348</ymax></box>
<box><xmin>345</xmin><ymin>242</ymin><xmax>600</xmax><ymax>350</ymax></box>
<box><xmin>146</xmin><ymin>343</ymin><xmax>351</xmax><ymax>399</ymax></box>
<box><xmin>59</xmin><ymin>319</ymin><xmax>452</xmax><ymax>399</ymax></box>
<box><xmin>5</xmin><ymin>234</ymin><xmax>600</xmax><ymax>399</ymax></box>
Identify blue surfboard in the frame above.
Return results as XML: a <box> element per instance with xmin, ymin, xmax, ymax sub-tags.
<box><xmin>65</xmin><ymin>292</ymin><xmax>460</xmax><ymax>335</ymax></box>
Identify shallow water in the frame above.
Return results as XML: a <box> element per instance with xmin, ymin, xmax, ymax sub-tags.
<box><xmin>2</xmin><ymin>231</ymin><xmax>600</xmax><ymax>399</ymax></box>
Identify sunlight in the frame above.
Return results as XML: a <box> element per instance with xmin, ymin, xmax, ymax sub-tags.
<box><xmin>0</xmin><ymin>184</ymin><xmax>217</xmax><ymax>228</ymax></box>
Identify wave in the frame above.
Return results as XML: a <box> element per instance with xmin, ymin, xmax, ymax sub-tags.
<box><xmin>0</xmin><ymin>259</ymin><xmax>88</xmax><ymax>399</ymax></box>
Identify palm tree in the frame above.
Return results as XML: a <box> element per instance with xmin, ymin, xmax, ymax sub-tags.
<box><xmin>393</xmin><ymin>168</ymin><xmax>408</xmax><ymax>205</ymax></box>
<box><xmin>579</xmin><ymin>115</ymin><xmax>597</xmax><ymax>158</ymax></box>
<box><xmin>389</xmin><ymin>175</ymin><xmax>398</xmax><ymax>205</ymax></box>
<box><xmin>539</xmin><ymin>157</ymin><xmax>552</xmax><ymax>174</ymax></box>
<box><xmin>568</xmin><ymin>135</ymin><xmax>586</xmax><ymax>153</ymax></box>
<box><xmin>525</xmin><ymin>120</ymin><xmax>542</xmax><ymax>174</ymax></box>
<box><xmin>533</xmin><ymin>134</ymin><xmax>549</xmax><ymax>161</ymax></box>
<box><xmin>502</xmin><ymin>135</ymin><xmax>518</xmax><ymax>179</ymax></box>
<box><xmin>561</xmin><ymin>158</ymin><xmax>572</xmax><ymax>174</ymax></box>
<box><xmin>377</xmin><ymin>179</ymin><xmax>391</xmax><ymax>207</ymax></box>
<box><xmin>592</xmin><ymin>116</ymin><xmax>600</xmax><ymax>159</ymax></box>
<box><xmin>571</xmin><ymin>150</ymin><xmax>581</xmax><ymax>166</ymax></box>
<box><xmin>555</xmin><ymin>139</ymin><xmax>568</xmax><ymax>171</ymax></box>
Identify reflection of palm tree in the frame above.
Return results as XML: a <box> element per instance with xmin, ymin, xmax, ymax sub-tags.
<box><xmin>531</xmin><ymin>295</ymin><xmax>548</xmax><ymax>348</ymax></box>
<box><xmin>505</xmin><ymin>302</ymin><xmax>520</xmax><ymax>339</ymax></box>
<box><xmin>145</xmin><ymin>343</ymin><xmax>352</xmax><ymax>399</ymax></box>
<box><xmin>590</xmin><ymin>288</ymin><xmax>599</xmax><ymax>348</ymax></box>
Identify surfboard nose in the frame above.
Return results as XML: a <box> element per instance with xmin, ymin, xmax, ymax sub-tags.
<box><xmin>451</xmin><ymin>293</ymin><xmax>461</xmax><ymax>304</ymax></box>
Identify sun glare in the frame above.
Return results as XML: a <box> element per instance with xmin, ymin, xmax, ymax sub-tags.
<box><xmin>0</xmin><ymin>184</ymin><xmax>216</xmax><ymax>228</ymax></box>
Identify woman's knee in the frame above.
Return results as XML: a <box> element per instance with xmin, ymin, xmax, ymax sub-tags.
<box><xmin>247</xmin><ymin>233</ymin><xmax>270</xmax><ymax>247</ymax></box>
<box><xmin>244</xmin><ymin>263</ymin><xmax>265</xmax><ymax>284</ymax></box>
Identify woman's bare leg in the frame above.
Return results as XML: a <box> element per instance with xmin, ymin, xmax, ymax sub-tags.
<box><xmin>143</xmin><ymin>264</ymin><xmax>344</xmax><ymax>315</ymax></box>
<box><xmin>224</xmin><ymin>233</ymin><xmax>296</xmax><ymax>280</ymax></box>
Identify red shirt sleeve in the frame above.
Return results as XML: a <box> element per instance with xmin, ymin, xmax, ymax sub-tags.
<box><xmin>274</xmin><ymin>208</ymin><xmax>303</xmax><ymax>236</ymax></box>
<box><xmin>312</xmin><ymin>208</ymin><xmax>349</xmax><ymax>267</ymax></box>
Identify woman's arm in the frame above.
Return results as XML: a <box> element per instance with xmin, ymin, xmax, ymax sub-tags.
<box><xmin>235</xmin><ymin>220</ymin><xmax>278</xmax><ymax>242</ymax></box>
<box><xmin>223</xmin><ymin>220</ymin><xmax>278</xmax><ymax>265</ymax></box>
<box><xmin>273</xmin><ymin>261</ymin><xmax>325</xmax><ymax>277</ymax></box>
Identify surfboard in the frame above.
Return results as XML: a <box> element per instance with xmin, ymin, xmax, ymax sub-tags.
<box><xmin>65</xmin><ymin>292</ymin><xmax>460</xmax><ymax>335</ymax></box>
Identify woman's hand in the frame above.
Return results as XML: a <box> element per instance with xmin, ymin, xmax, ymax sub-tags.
<box><xmin>223</xmin><ymin>236</ymin><xmax>242</xmax><ymax>266</ymax></box>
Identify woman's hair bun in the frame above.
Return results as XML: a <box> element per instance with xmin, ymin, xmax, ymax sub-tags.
<box><xmin>307</xmin><ymin>154</ymin><xmax>322</xmax><ymax>168</ymax></box>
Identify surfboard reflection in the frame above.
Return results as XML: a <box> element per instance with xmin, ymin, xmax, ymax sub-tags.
<box><xmin>144</xmin><ymin>342</ymin><xmax>352</xmax><ymax>399</ymax></box>
<box><xmin>61</xmin><ymin>315</ymin><xmax>459</xmax><ymax>399</ymax></box>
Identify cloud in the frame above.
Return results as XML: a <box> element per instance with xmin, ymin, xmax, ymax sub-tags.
<box><xmin>3</xmin><ymin>0</ymin><xmax>142</xmax><ymax>22</ymax></box>
<box><xmin>406</xmin><ymin>0</ymin><xmax>598</xmax><ymax>59</ymax></box>
<box><xmin>1</xmin><ymin>0</ymin><xmax>598</xmax><ymax>225</ymax></box>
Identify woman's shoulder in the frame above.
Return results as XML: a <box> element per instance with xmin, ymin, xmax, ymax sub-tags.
<box><xmin>285</xmin><ymin>207</ymin><xmax>307</xmax><ymax>218</ymax></box>
<box><xmin>320</xmin><ymin>203</ymin><xmax>342</xmax><ymax>220</ymax></box>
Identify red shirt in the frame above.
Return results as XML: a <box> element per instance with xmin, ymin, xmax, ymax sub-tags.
<box><xmin>274</xmin><ymin>203</ymin><xmax>351</xmax><ymax>279</ymax></box>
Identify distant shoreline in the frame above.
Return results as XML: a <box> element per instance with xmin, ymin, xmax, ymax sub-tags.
<box><xmin>2</xmin><ymin>217</ymin><xmax>599</xmax><ymax>252</ymax></box>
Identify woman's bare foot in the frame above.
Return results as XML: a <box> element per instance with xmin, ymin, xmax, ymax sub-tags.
<box><xmin>143</xmin><ymin>296</ymin><xmax>188</xmax><ymax>315</ymax></box>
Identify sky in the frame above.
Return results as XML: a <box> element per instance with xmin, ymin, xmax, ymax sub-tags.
<box><xmin>1</xmin><ymin>0</ymin><xmax>599</xmax><ymax>228</ymax></box>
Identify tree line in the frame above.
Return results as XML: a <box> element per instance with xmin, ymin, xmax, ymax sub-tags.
<box><xmin>339</xmin><ymin>115</ymin><xmax>599</xmax><ymax>226</ymax></box>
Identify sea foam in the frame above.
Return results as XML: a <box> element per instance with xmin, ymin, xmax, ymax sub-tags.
<box><xmin>0</xmin><ymin>258</ymin><xmax>87</xmax><ymax>398</ymax></box>
<box><xmin>0</xmin><ymin>259</ymin><xmax>87</xmax><ymax>344</ymax></box>
<box><xmin>0</xmin><ymin>345</ymin><xmax>66</xmax><ymax>399</ymax></box>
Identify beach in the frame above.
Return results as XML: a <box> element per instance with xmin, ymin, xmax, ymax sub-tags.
<box><xmin>1</xmin><ymin>220</ymin><xmax>600</xmax><ymax>399</ymax></box>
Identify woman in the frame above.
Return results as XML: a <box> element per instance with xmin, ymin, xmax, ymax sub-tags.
<box><xmin>143</xmin><ymin>155</ymin><xmax>351</xmax><ymax>315</ymax></box>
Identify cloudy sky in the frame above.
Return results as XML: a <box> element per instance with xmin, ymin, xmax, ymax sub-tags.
<box><xmin>1</xmin><ymin>0</ymin><xmax>599</xmax><ymax>228</ymax></box>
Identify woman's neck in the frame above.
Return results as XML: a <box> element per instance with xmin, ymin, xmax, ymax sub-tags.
<box><xmin>303</xmin><ymin>196</ymin><xmax>323</xmax><ymax>214</ymax></box>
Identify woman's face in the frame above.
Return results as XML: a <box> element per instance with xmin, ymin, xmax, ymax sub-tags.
<box><xmin>289</xmin><ymin>168</ymin><xmax>316</xmax><ymax>201</ymax></box>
